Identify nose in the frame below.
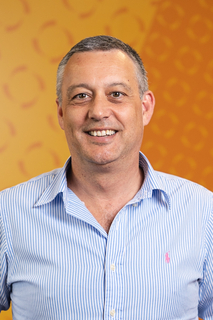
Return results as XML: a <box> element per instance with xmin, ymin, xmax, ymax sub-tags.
<box><xmin>88</xmin><ymin>95</ymin><xmax>111</xmax><ymax>120</ymax></box>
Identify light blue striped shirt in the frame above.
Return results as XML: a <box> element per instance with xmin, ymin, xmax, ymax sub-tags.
<box><xmin>1</xmin><ymin>153</ymin><xmax>213</xmax><ymax>319</ymax></box>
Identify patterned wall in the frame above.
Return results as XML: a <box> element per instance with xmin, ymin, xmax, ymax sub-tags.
<box><xmin>143</xmin><ymin>0</ymin><xmax>213</xmax><ymax>192</ymax></box>
<box><xmin>0</xmin><ymin>0</ymin><xmax>212</xmax><ymax>318</ymax></box>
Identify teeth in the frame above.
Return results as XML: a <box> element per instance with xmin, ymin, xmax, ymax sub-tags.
<box><xmin>89</xmin><ymin>130</ymin><xmax>116</xmax><ymax>137</ymax></box>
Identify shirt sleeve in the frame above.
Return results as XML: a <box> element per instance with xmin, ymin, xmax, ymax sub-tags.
<box><xmin>0</xmin><ymin>204</ymin><xmax>11</xmax><ymax>311</ymax></box>
<box><xmin>198</xmin><ymin>204</ymin><xmax>213</xmax><ymax>319</ymax></box>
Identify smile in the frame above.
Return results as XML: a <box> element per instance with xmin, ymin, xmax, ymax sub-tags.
<box><xmin>88</xmin><ymin>130</ymin><xmax>116</xmax><ymax>137</ymax></box>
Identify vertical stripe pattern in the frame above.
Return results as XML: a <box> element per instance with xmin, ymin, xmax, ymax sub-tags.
<box><xmin>0</xmin><ymin>153</ymin><xmax>213</xmax><ymax>319</ymax></box>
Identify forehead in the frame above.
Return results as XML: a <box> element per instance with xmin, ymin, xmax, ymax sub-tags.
<box><xmin>63</xmin><ymin>49</ymin><xmax>138</xmax><ymax>83</ymax></box>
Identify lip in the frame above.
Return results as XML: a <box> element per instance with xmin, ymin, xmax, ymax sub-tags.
<box><xmin>88</xmin><ymin>129</ymin><xmax>117</xmax><ymax>137</ymax></box>
<box><xmin>84</xmin><ymin>127</ymin><xmax>117</xmax><ymax>131</ymax></box>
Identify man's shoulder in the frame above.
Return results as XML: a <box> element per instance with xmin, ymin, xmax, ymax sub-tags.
<box><xmin>0</xmin><ymin>167</ymin><xmax>62</xmax><ymax>202</ymax></box>
<box><xmin>140</xmin><ymin>152</ymin><xmax>212</xmax><ymax>199</ymax></box>
<box><xmin>155</xmin><ymin>170</ymin><xmax>213</xmax><ymax>198</ymax></box>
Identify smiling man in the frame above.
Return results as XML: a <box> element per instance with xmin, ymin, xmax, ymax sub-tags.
<box><xmin>56</xmin><ymin>48</ymin><xmax>154</xmax><ymax>232</ymax></box>
<box><xmin>1</xmin><ymin>36</ymin><xmax>213</xmax><ymax>319</ymax></box>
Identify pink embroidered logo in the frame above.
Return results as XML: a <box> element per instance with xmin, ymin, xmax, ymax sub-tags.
<box><xmin>165</xmin><ymin>252</ymin><xmax>170</xmax><ymax>263</ymax></box>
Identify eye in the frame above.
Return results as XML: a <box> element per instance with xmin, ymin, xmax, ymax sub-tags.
<box><xmin>111</xmin><ymin>92</ymin><xmax>123</xmax><ymax>98</ymax></box>
<box><xmin>73</xmin><ymin>93</ymin><xmax>89</xmax><ymax>99</ymax></box>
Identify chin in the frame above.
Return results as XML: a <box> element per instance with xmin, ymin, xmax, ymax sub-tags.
<box><xmin>86</xmin><ymin>153</ymin><xmax>118</xmax><ymax>166</ymax></box>
<box><xmin>90</xmin><ymin>157</ymin><xmax>116</xmax><ymax>166</ymax></box>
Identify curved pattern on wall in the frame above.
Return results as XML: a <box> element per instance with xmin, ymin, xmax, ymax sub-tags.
<box><xmin>141</xmin><ymin>0</ymin><xmax>213</xmax><ymax>191</ymax></box>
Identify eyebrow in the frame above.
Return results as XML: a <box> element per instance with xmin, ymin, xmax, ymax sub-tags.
<box><xmin>66</xmin><ymin>84</ymin><xmax>90</xmax><ymax>98</ymax></box>
<box><xmin>108</xmin><ymin>82</ymin><xmax>132</xmax><ymax>92</ymax></box>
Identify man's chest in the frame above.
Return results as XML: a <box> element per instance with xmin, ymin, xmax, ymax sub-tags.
<box><xmin>8</xmin><ymin>203</ymin><xmax>202</xmax><ymax>320</ymax></box>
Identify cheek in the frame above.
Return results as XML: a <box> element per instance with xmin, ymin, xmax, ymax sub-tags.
<box><xmin>127</xmin><ymin>107</ymin><xmax>143</xmax><ymax>128</ymax></box>
<box><xmin>63</xmin><ymin>110</ymin><xmax>80</xmax><ymax>128</ymax></box>
<box><xmin>63</xmin><ymin>113</ymin><xmax>86</xmax><ymax>142</ymax></box>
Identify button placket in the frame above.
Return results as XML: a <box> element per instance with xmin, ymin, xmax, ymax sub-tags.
<box><xmin>104</xmin><ymin>209</ymin><xmax>126</xmax><ymax>320</ymax></box>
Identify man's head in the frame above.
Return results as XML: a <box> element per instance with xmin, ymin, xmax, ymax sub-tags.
<box><xmin>56</xmin><ymin>36</ymin><xmax>155</xmax><ymax>168</ymax></box>
<box><xmin>56</xmin><ymin>35</ymin><xmax>148</xmax><ymax>105</ymax></box>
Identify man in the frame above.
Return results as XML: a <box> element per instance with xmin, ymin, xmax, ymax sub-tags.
<box><xmin>0</xmin><ymin>36</ymin><xmax>212</xmax><ymax>319</ymax></box>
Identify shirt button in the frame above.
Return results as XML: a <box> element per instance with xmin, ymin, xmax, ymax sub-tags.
<box><xmin>110</xmin><ymin>309</ymin><xmax>115</xmax><ymax>317</ymax></box>
<box><xmin>132</xmin><ymin>203</ymin><xmax>138</xmax><ymax>207</ymax></box>
<box><xmin>110</xmin><ymin>263</ymin><xmax>115</xmax><ymax>272</ymax></box>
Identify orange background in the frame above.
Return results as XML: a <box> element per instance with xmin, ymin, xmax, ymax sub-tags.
<box><xmin>0</xmin><ymin>0</ymin><xmax>212</xmax><ymax>318</ymax></box>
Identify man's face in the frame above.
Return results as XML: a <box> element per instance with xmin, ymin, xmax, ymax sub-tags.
<box><xmin>57</xmin><ymin>49</ymin><xmax>154</xmax><ymax>167</ymax></box>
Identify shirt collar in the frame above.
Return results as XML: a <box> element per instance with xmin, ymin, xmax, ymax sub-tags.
<box><xmin>34</xmin><ymin>158</ymin><xmax>71</xmax><ymax>207</ymax></box>
<box><xmin>35</xmin><ymin>153</ymin><xmax>170</xmax><ymax>209</ymax></box>
<box><xmin>137</xmin><ymin>151</ymin><xmax>171</xmax><ymax>209</ymax></box>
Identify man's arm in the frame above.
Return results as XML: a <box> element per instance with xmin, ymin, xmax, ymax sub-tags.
<box><xmin>0</xmin><ymin>207</ymin><xmax>11</xmax><ymax>311</ymax></box>
<box><xmin>198</xmin><ymin>205</ymin><xmax>213</xmax><ymax>319</ymax></box>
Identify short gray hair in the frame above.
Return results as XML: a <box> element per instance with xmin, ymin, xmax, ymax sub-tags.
<box><xmin>56</xmin><ymin>35</ymin><xmax>148</xmax><ymax>104</ymax></box>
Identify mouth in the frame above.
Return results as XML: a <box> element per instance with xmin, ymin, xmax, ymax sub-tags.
<box><xmin>87</xmin><ymin>129</ymin><xmax>116</xmax><ymax>137</ymax></box>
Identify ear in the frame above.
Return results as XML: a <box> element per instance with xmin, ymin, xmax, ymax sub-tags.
<box><xmin>141</xmin><ymin>91</ymin><xmax>155</xmax><ymax>126</ymax></box>
<box><xmin>56</xmin><ymin>98</ymin><xmax>65</xmax><ymax>130</ymax></box>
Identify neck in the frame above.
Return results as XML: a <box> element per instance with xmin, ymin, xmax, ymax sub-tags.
<box><xmin>67</xmin><ymin>153</ymin><xmax>143</xmax><ymax>202</ymax></box>
<box><xmin>67</xmin><ymin>154</ymin><xmax>143</xmax><ymax>233</ymax></box>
